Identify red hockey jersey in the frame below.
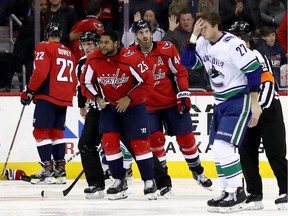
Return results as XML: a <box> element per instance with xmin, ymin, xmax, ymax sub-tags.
<box><xmin>130</xmin><ymin>41</ymin><xmax>189</xmax><ymax>110</ymax></box>
<box><xmin>81</xmin><ymin>48</ymin><xmax>154</xmax><ymax>106</ymax></box>
<box><xmin>70</xmin><ymin>16</ymin><xmax>104</xmax><ymax>61</ymax></box>
<box><xmin>28</xmin><ymin>41</ymin><xmax>77</xmax><ymax>107</ymax></box>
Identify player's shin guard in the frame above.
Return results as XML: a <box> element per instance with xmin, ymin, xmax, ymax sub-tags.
<box><xmin>176</xmin><ymin>133</ymin><xmax>200</xmax><ymax>170</ymax></box>
<box><xmin>150</xmin><ymin>131</ymin><xmax>167</xmax><ymax>168</ymax></box>
<box><xmin>212</xmin><ymin>140</ymin><xmax>243</xmax><ymax>190</ymax></box>
<box><xmin>102</xmin><ymin>132</ymin><xmax>124</xmax><ymax>180</ymax></box>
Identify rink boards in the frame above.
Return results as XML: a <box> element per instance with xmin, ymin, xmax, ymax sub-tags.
<box><xmin>0</xmin><ymin>92</ymin><xmax>287</xmax><ymax>179</ymax></box>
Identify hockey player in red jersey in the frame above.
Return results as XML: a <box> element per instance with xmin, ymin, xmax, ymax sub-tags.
<box><xmin>130</xmin><ymin>20</ymin><xmax>212</xmax><ymax>190</ymax></box>
<box><xmin>81</xmin><ymin>30</ymin><xmax>157</xmax><ymax>200</ymax></box>
<box><xmin>20</xmin><ymin>22</ymin><xmax>77</xmax><ymax>184</ymax></box>
<box><xmin>69</xmin><ymin>0</ymin><xmax>104</xmax><ymax>62</ymax></box>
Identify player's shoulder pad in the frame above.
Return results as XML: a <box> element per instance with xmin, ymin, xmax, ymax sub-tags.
<box><xmin>35</xmin><ymin>41</ymin><xmax>50</xmax><ymax>51</ymax></box>
<box><xmin>195</xmin><ymin>35</ymin><xmax>208</xmax><ymax>47</ymax></box>
<box><xmin>36</xmin><ymin>41</ymin><xmax>49</xmax><ymax>47</ymax></box>
<box><xmin>222</xmin><ymin>32</ymin><xmax>236</xmax><ymax>43</ymax></box>
<box><xmin>128</xmin><ymin>44</ymin><xmax>138</xmax><ymax>51</ymax></box>
<box><xmin>222</xmin><ymin>32</ymin><xmax>245</xmax><ymax>50</ymax></box>
<box><xmin>40</xmin><ymin>41</ymin><xmax>49</xmax><ymax>45</ymax></box>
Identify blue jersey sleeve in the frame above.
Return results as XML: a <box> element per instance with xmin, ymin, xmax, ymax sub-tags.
<box><xmin>245</xmin><ymin>67</ymin><xmax>262</xmax><ymax>92</ymax></box>
<box><xmin>181</xmin><ymin>44</ymin><xmax>197</xmax><ymax>69</ymax></box>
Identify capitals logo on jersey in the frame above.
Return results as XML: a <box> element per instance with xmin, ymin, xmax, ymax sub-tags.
<box><xmin>123</xmin><ymin>50</ymin><xmax>134</xmax><ymax>57</ymax></box>
<box><xmin>93</xmin><ymin>23</ymin><xmax>104</xmax><ymax>31</ymax></box>
<box><xmin>97</xmin><ymin>68</ymin><xmax>129</xmax><ymax>89</ymax></box>
<box><xmin>162</xmin><ymin>41</ymin><xmax>172</xmax><ymax>49</ymax></box>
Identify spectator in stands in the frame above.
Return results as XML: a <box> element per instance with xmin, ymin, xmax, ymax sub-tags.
<box><xmin>256</xmin><ymin>26</ymin><xmax>287</xmax><ymax>88</ymax></box>
<box><xmin>45</xmin><ymin>0</ymin><xmax>78</xmax><ymax>46</ymax></box>
<box><xmin>163</xmin><ymin>8</ymin><xmax>194</xmax><ymax>54</ymax></box>
<box><xmin>259</xmin><ymin>0</ymin><xmax>286</xmax><ymax>28</ymax></box>
<box><xmin>197</xmin><ymin>0</ymin><xmax>218</xmax><ymax>17</ymax></box>
<box><xmin>0</xmin><ymin>0</ymin><xmax>31</xmax><ymax>26</ymax></box>
<box><xmin>277</xmin><ymin>11</ymin><xmax>287</xmax><ymax>55</ymax></box>
<box><xmin>122</xmin><ymin>10</ymin><xmax>165</xmax><ymax>47</ymax></box>
<box><xmin>69</xmin><ymin>0</ymin><xmax>104</xmax><ymax>61</ymax></box>
<box><xmin>0</xmin><ymin>0</ymin><xmax>48</xmax><ymax>92</ymax></box>
<box><xmin>169</xmin><ymin>0</ymin><xmax>198</xmax><ymax>18</ymax></box>
<box><xmin>129</xmin><ymin>0</ymin><xmax>172</xmax><ymax>31</ymax></box>
<box><xmin>162</xmin><ymin>8</ymin><xmax>210</xmax><ymax>90</ymax></box>
<box><xmin>12</xmin><ymin>0</ymin><xmax>48</xmax><ymax>89</ymax></box>
<box><xmin>98</xmin><ymin>0</ymin><xmax>120</xmax><ymax>31</ymax></box>
<box><xmin>219</xmin><ymin>0</ymin><xmax>263</xmax><ymax>32</ymax></box>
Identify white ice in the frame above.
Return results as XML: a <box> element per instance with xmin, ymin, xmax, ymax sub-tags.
<box><xmin>0</xmin><ymin>178</ymin><xmax>287</xmax><ymax>216</ymax></box>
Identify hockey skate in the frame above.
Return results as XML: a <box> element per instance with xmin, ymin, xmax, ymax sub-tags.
<box><xmin>30</xmin><ymin>161</ymin><xmax>56</xmax><ymax>184</ymax></box>
<box><xmin>54</xmin><ymin>159</ymin><xmax>66</xmax><ymax>184</ymax></box>
<box><xmin>107</xmin><ymin>178</ymin><xmax>128</xmax><ymax>200</ymax></box>
<box><xmin>159</xmin><ymin>186</ymin><xmax>174</xmax><ymax>199</ymax></box>
<box><xmin>275</xmin><ymin>194</ymin><xmax>288</xmax><ymax>210</ymax></box>
<box><xmin>144</xmin><ymin>179</ymin><xmax>157</xmax><ymax>200</ymax></box>
<box><xmin>207</xmin><ymin>190</ymin><xmax>229</xmax><ymax>213</ymax></box>
<box><xmin>84</xmin><ymin>185</ymin><xmax>105</xmax><ymax>199</ymax></box>
<box><xmin>192</xmin><ymin>171</ymin><xmax>212</xmax><ymax>191</ymax></box>
<box><xmin>218</xmin><ymin>187</ymin><xmax>247</xmax><ymax>213</ymax></box>
<box><xmin>245</xmin><ymin>194</ymin><xmax>264</xmax><ymax>210</ymax></box>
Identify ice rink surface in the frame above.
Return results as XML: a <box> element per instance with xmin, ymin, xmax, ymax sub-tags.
<box><xmin>0</xmin><ymin>178</ymin><xmax>287</xmax><ymax>216</ymax></box>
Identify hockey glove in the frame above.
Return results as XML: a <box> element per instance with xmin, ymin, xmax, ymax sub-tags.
<box><xmin>20</xmin><ymin>87</ymin><xmax>35</xmax><ymax>106</ymax></box>
<box><xmin>176</xmin><ymin>91</ymin><xmax>192</xmax><ymax>114</ymax></box>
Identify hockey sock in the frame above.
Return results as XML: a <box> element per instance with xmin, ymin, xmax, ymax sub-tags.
<box><xmin>106</xmin><ymin>153</ymin><xmax>125</xmax><ymax>179</ymax></box>
<box><xmin>136</xmin><ymin>154</ymin><xmax>154</xmax><ymax>181</ymax></box>
<box><xmin>212</xmin><ymin>139</ymin><xmax>242</xmax><ymax>190</ymax></box>
<box><xmin>52</xmin><ymin>141</ymin><xmax>65</xmax><ymax>161</ymax></box>
<box><xmin>36</xmin><ymin>140</ymin><xmax>53</xmax><ymax>162</ymax></box>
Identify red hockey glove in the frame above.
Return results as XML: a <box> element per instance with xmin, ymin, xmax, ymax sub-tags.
<box><xmin>176</xmin><ymin>91</ymin><xmax>192</xmax><ymax>114</ymax></box>
<box><xmin>20</xmin><ymin>87</ymin><xmax>35</xmax><ymax>106</ymax></box>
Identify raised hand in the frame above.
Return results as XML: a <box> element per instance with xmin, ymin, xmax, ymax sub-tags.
<box><xmin>134</xmin><ymin>11</ymin><xmax>141</xmax><ymax>22</ymax></box>
<box><xmin>168</xmin><ymin>15</ymin><xmax>179</xmax><ymax>31</ymax></box>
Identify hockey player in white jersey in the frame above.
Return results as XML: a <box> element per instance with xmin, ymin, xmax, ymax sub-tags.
<box><xmin>181</xmin><ymin>12</ymin><xmax>262</xmax><ymax>213</ymax></box>
<box><xmin>226</xmin><ymin>21</ymin><xmax>288</xmax><ymax>211</ymax></box>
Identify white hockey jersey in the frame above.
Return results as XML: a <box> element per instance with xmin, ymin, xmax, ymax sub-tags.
<box><xmin>195</xmin><ymin>32</ymin><xmax>260</xmax><ymax>104</ymax></box>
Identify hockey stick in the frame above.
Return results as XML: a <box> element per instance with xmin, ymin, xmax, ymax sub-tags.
<box><xmin>41</xmin><ymin>170</ymin><xmax>84</xmax><ymax>198</ymax></box>
<box><xmin>21</xmin><ymin>151</ymin><xmax>81</xmax><ymax>182</ymax></box>
<box><xmin>1</xmin><ymin>105</ymin><xmax>25</xmax><ymax>177</ymax></box>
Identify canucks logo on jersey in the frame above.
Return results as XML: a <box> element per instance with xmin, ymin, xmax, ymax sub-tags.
<box><xmin>209</xmin><ymin>65</ymin><xmax>225</xmax><ymax>87</ymax></box>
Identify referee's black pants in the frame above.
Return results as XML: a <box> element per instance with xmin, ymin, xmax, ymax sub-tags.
<box><xmin>78</xmin><ymin>108</ymin><xmax>104</xmax><ymax>187</ymax></box>
<box><xmin>239</xmin><ymin>99</ymin><xmax>287</xmax><ymax>196</ymax></box>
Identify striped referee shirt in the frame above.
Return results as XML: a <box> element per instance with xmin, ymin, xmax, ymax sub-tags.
<box><xmin>253</xmin><ymin>49</ymin><xmax>279</xmax><ymax>109</ymax></box>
